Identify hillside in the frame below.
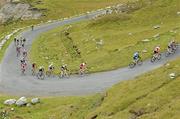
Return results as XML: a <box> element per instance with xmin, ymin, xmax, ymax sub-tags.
<box><xmin>0</xmin><ymin>0</ymin><xmax>179</xmax><ymax>119</ymax></box>
<box><xmin>0</xmin><ymin>0</ymin><xmax>126</xmax><ymax>61</ymax></box>
<box><xmin>30</xmin><ymin>0</ymin><xmax>180</xmax><ymax>73</ymax></box>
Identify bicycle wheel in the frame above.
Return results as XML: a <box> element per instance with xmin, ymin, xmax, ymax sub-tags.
<box><xmin>151</xmin><ymin>56</ymin><xmax>156</xmax><ymax>63</ymax></box>
<box><xmin>58</xmin><ymin>72</ymin><xmax>63</xmax><ymax>79</ymax></box>
<box><xmin>165</xmin><ymin>51</ymin><xmax>170</xmax><ymax>57</ymax></box>
<box><xmin>46</xmin><ymin>71</ymin><xmax>51</xmax><ymax>77</ymax></box>
<box><xmin>37</xmin><ymin>73</ymin><xmax>40</xmax><ymax>79</ymax></box>
<box><xmin>157</xmin><ymin>54</ymin><xmax>161</xmax><ymax>60</ymax></box>
<box><xmin>40</xmin><ymin>74</ymin><xmax>45</xmax><ymax>80</ymax></box>
<box><xmin>129</xmin><ymin>62</ymin><xmax>136</xmax><ymax>68</ymax></box>
<box><xmin>137</xmin><ymin>60</ymin><xmax>143</xmax><ymax>65</ymax></box>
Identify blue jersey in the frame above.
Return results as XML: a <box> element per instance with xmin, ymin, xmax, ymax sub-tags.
<box><xmin>133</xmin><ymin>52</ymin><xmax>139</xmax><ymax>60</ymax></box>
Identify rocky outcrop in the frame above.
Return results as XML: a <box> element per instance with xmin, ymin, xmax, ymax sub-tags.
<box><xmin>0</xmin><ymin>2</ymin><xmax>42</xmax><ymax>23</ymax></box>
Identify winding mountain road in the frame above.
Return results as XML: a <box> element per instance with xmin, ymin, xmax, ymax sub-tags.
<box><xmin>0</xmin><ymin>10</ymin><xmax>179</xmax><ymax>97</ymax></box>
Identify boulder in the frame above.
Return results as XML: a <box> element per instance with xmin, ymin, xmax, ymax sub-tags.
<box><xmin>153</xmin><ymin>25</ymin><xmax>160</xmax><ymax>29</ymax></box>
<box><xmin>4</xmin><ymin>99</ymin><xmax>16</xmax><ymax>105</ymax></box>
<box><xmin>26</xmin><ymin>103</ymin><xmax>32</xmax><ymax>107</ymax></box>
<box><xmin>165</xmin><ymin>63</ymin><xmax>170</xmax><ymax>67</ymax></box>
<box><xmin>31</xmin><ymin>98</ymin><xmax>40</xmax><ymax>104</ymax></box>
<box><xmin>142</xmin><ymin>49</ymin><xmax>148</xmax><ymax>53</ymax></box>
<box><xmin>142</xmin><ymin>39</ymin><xmax>150</xmax><ymax>42</ymax></box>
<box><xmin>153</xmin><ymin>34</ymin><xmax>160</xmax><ymax>38</ymax></box>
<box><xmin>11</xmin><ymin>108</ymin><xmax>15</xmax><ymax>111</ymax></box>
<box><xmin>128</xmin><ymin>32</ymin><xmax>132</xmax><ymax>36</ymax></box>
<box><xmin>16</xmin><ymin>97</ymin><xmax>27</xmax><ymax>106</ymax></box>
<box><xmin>169</xmin><ymin>73</ymin><xmax>176</xmax><ymax>79</ymax></box>
<box><xmin>177</xmin><ymin>11</ymin><xmax>180</xmax><ymax>15</ymax></box>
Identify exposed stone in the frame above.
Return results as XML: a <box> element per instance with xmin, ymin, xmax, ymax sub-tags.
<box><xmin>177</xmin><ymin>11</ymin><xmax>180</xmax><ymax>15</ymax></box>
<box><xmin>142</xmin><ymin>49</ymin><xmax>148</xmax><ymax>53</ymax></box>
<box><xmin>4</xmin><ymin>99</ymin><xmax>16</xmax><ymax>105</ymax></box>
<box><xmin>169</xmin><ymin>73</ymin><xmax>176</xmax><ymax>79</ymax></box>
<box><xmin>142</xmin><ymin>39</ymin><xmax>150</xmax><ymax>42</ymax></box>
<box><xmin>128</xmin><ymin>32</ymin><xmax>132</xmax><ymax>36</ymax></box>
<box><xmin>11</xmin><ymin>108</ymin><xmax>15</xmax><ymax>111</ymax></box>
<box><xmin>0</xmin><ymin>2</ymin><xmax>42</xmax><ymax>23</ymax></box>
<box><xmin>26</xmin><ymin>103</ymin><xmax>32</xmax><ymax>107</ymax></box>
<box><xmin>16</xmin><ymin>97</ymin><xmax>27</xmax><ymax>106</ymax></box>
<box><xmin>31</xmin><ymin>98</ymin><xmax>40</xmax><ymax>104</ymax></box>
<box><xmin>153</xmin><ymin>34</ymin><xmax>160</xmax><ymax>38</ymax></box>
<box><xmin>165</xmin><ymin>63</ymin><xmax>170</xmax><ymax>67</ymax></box>
<box><xmin>153</xmin><ymin>25</ymin><xmax>160</xmax><ymax>29</ymax></box>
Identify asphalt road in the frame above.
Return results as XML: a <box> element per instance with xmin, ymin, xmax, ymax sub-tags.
<box><xmin>0</xmin><ymin>10</ymin><xmax>179</xmax><ymax>97</ymax></box>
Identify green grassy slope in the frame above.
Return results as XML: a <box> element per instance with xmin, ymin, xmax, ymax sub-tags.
<box><xmin>0</xmin><ymin>0</ymin><xmax>127</xmax><ymax>61</ymax></box>
<box><xmin>1</xmin><ymin>58</ymin><xmax>179</xmax><ymax>119</ymax></box>
<box><xmin>30</xmin><ymin>0</ymin><xmax>180</xmax><ymax>73</ymax></box>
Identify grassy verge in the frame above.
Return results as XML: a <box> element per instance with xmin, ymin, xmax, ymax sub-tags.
<box><xmin>0</xmin><ymin>58</ymin><xmax>179</xmax><ymax>119</ymax></box>
<box><xmin>30</xmin><ymin>0</ymin><xmax>180</xmax><ymax>73</ymax></box>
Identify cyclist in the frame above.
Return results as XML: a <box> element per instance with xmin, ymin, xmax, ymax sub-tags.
<box><xmin>153</xmin><ymin>46</ymin><xmax>161</xmax><ymax>57</ymax></box>
<box><xmin>133</xmin><ymin>51</ymin><xmax>141</xmax><ymax>63</ymax></box>
<box><xmin>14</xmin><ymin>37</ymin><xmax>17</xmax><ymax>46</ymax></box>
<box><xmin>47</xmin><ymin>63</ymin><xmax>55</xmax><ymax>76</ymax></box>
<box><xmin>22</xmin><ymin>38</ymin><xmax>26</xmax><ymax>47</ymax></box>
<box><xmin>16</xmin><ymin>39</ymin><xmax>20</xmax><ymax>47</ymax></box>
<box><xmin>22</xmin><ymin>49</ymin><xmax>27</xmax><ymax>58</ymax></box>
<box><xmin>31</xmin><ymin>25</ymin><xmax>34</xmax><ymax>31</ymax></box>
<box><xmin>16</xmin><ymin>45</ymin><xmax>21</xmax><ymax>57</ymax></box>
<box><xmin>79</xmin><ymin>62</ymin><xmax>87</xmax><ymax>75</ymax></box>
<box><xmin>20</xmin><ymin>59</ymin><xmax>27</xmax><ymax>74</ymax></box>
<box><xmin>38</xmin><ymin>66</ymin><xmax>45</xmax><ymax>79</ymax></box>
<box><xmin>32</xmin><ymin>62</ymin><xmax>37</xmax><ymax>75</ymax></box>
<box><xmin>60</xmin><ymin>64</ymin><xmax>69</xmax><ymax>78</ymax></box>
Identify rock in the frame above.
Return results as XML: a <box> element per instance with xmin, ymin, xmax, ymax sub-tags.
<box><xmin>0</xmin><ymin>3</ymin><xmax>42</xmax><ymax>23</ymax></box>
<box><xmin>153</xmin><ymin>34</ymin><xmax>160</xmax><ymax>38</ymax></box>
<box><xmin>16</xmin><ymin>97</ymin><xmax>27</xmax><ymax>106</ymax></box>
<box><xmin>31</xmin><ymin>98</ymin><xmax>40</xmax><ymax>104</ymax></box>
<box><xmin>26</xmin><ymin>103</ymin><xmax>32</xmax><ymax>107</ymax></box>
<box><xmin>169</xmin><ymin>73</ymin><xmax>176</xmax><ymax>79</ymax></box>
<box><xmin>153</xmin><ymin>25</ymin><xmax>160</xmax><ymax>29</ymax></box>
<box><xmin>165</xmin><ymin>63</ymin><xmax>170</xmax><ymax>67</ymax></box>
<box><xmin>142</xmin><ymin>39</ymin><xmax>150</xmax><ymax>42</ymax></box>
<box><xmin>128</xmin><ymin>32</ymin><xmax>132</xmax><ymax>36</ymax></box>
<box><xmin>142</xmin><ymin>49</ymin><xmax>148</xmax><ymax>53</ymax></box>
<box><xmin>11</xmin><ymin>108</ymin><xmax>15</xmax><ymax>111</ymax></box>
<box><xmin>4</xmin><ymin>99</ymin><xmax>16</xmax><ymax>105</ymax></box>
<box><xmin>177</xmin><ymin>11</ymin><xmax>180</xmax><ymax>15</ymax></box>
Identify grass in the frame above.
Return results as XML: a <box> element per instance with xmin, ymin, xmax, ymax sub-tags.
<box><xmin>0</xmin><ymin>0</ymin><xmax>129</xmax><ymax>61</ymax></box>
<box><xmin>0</xmin><ymin>58</ymin><xmax>179</xmax><ymax>119</ymax></box>
<box><xmin>30</xmin><ymin>0</ymin><xmax>180</xmax><ymax>74</ymax></box>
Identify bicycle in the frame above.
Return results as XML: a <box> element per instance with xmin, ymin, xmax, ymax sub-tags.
<box><xmin>46</xmin><ymin>69</ymin><xmax>55</xmax><ymax>77</ymax></box>
<box><xmin>37</xmin><ymin>71</ymin><xmax>45</xmax><ymax>80</ymax></box>
<box><xmin>79</xmin><ymin>68</ymin><xmax>88</xmax><ymax>76</ymax></box>
<box><xmin>129</xmin><ymin>59</ymin><xmax>143</xmax><ymax>68</ymax></box>
<box><xmin>165</xmin><ymin>44</ymin><xmax>178</xmax><ymax>57</ymax></box>
<box><xmin>58</xmin><ymin>70</ymin><xmax>69</xmax><ymax>79</ymax></box>
<box><xmin>151</xmin><ymin>53</ymin><xmax>161</xmax><ymax>63</ymax></box>
<box><xmin>32</xmin><ymin>68</ymin><xmax>36</xmax><ymax>76</ymax></box>
<box><xmin>21</xmin><ymin>67</ymin><xmax>26</xmax><ymax>75</ymax></box>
